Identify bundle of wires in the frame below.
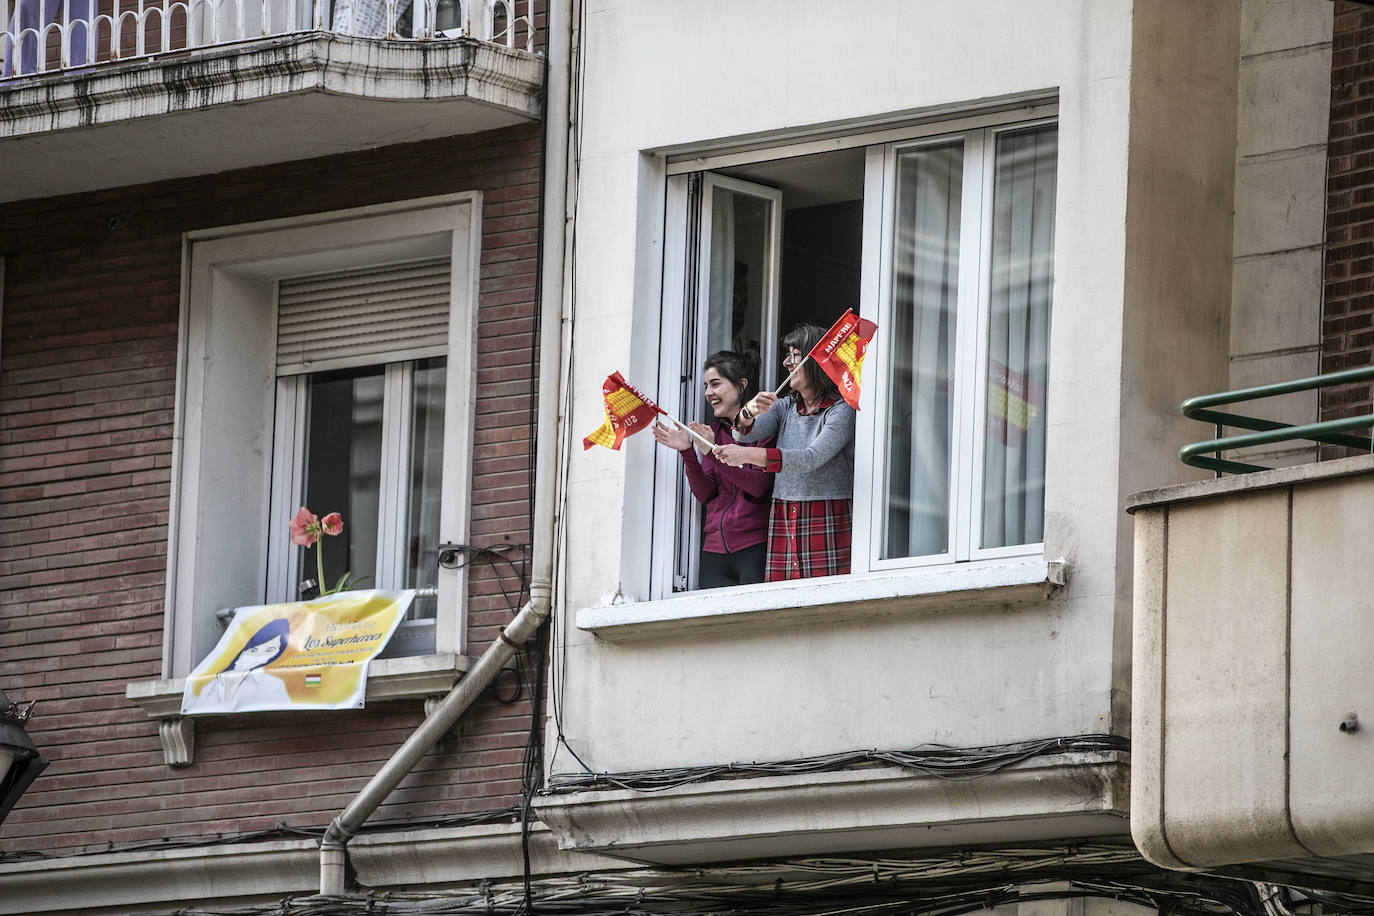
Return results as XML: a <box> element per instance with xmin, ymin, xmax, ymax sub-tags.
<box><xmin>543</xmin><ymin>734</ymin><xmax>1131</xmax><ymax>794</ymax></box>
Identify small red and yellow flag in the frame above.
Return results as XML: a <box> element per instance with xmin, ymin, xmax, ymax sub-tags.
<box><xmin>583</xmin><ymin>371</ymin><xmax>666</xmax><ymax>451</ymax></box>
<box><xmin>810</xmin><ymin>309</ymin><xmax>879</xmax><ymax>410</ymax></box>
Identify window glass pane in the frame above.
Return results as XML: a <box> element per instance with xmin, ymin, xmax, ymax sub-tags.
<box><xmin>981</xmin><ymin>125</ymin><xmax>1057</xmax><ymax>549</ymax></box>
<box><xmin>405</xmin><ymin>357</ymin><xmax>446</xmax><ymax>617</ymax></box>
<box><xmin>882</xmin><ymin>141</ymin><xmax>963</xmax><ymax>560</ymax></box>
<box><xmin>303</xmin><ymin>366</ymin><xmax>384</xmax><ymax>592</ymax></box>
<box><xmin>707</xmin><ymin>186</ymin><xmax>772</xmax><ymax>359</ymax></box>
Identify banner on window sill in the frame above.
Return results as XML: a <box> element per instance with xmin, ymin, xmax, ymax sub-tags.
<box><xmin>181</xmin><ymin>589</ymin><xmax>414</xmax><ymax>715</ymax></box>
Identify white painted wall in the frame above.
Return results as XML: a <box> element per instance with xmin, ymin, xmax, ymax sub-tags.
<box><xmin>551</xmin><ymin>0</ymin><xmax>1260</xmax><ymax>790</ymax></box>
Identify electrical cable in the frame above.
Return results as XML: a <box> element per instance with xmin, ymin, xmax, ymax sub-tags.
<box><xmin>541</xmin><ymin>734</ymin><xmax>1130</xmax><ymax>794</ymax></box>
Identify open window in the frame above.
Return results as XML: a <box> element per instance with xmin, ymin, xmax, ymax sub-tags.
<box><xmin>652</xmin><ymin>117</ymin><xmax>1056</xmax><ymax>596</ymax></box>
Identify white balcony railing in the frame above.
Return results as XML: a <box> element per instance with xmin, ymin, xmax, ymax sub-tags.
<box><xmin>0</xmin><ymin>0</ymin><xmax>533</xmax><ymax>79</ymax></box>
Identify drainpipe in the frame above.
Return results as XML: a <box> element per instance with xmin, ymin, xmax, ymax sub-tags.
<box><xmin>319</xmin><ymin>0</ymin><xmax>574</xmax><ymax>894</ymax></box>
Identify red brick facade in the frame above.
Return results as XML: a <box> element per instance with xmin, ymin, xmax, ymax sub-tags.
<box><xmin>0</xmin><ymin>122</ymin><xmax>543</xmax><ymax>854</ymax></box>
<box><xmin>1324</xmin><ymin>2</ymin><xmax>1374</xmax><ymax>422</ymax></box>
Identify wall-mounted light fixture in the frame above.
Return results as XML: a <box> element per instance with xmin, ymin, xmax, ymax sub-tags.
<box><xmin>0</xmin><ymin>688</ymin><xmax>48</xmax><ymax>827</ymax></box>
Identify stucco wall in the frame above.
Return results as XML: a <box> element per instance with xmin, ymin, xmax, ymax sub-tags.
<box><xmin>554</xmin><ymin>0</ymin><xmax>1140</xmax><ymax>777</ymax></box>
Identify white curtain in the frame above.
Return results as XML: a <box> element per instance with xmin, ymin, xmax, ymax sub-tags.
<box><xmin>882</xmin><ymin>142</ymin><xmax>962</xmax><ymax>560</ymax></box>
<box><xmin>706</xmin><ymin>185</ymin><xmax>737</xmax><ymax>360</ymax></box>
<box><xmin>981</xmin><ymin>125</ymin><xmax>1056</xmax><ymax>548</ymax></box>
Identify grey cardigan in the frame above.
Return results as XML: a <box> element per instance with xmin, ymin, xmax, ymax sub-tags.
<box><xmin>737</xmin><ymin>396</ymin><xmax>855</xmax><ymax>501</ymax></box>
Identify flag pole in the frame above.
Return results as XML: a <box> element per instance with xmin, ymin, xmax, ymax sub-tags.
<box><xmin>772</xmin><ymin>356</ymin><xmax>808</xmax><ymax>396</ymax></box>
<box><xmin>667</xmin><ymin>416</ymin><xmax>718</xmax><ymax>451</ymax></box>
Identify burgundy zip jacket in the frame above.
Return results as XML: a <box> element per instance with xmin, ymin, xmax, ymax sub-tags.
<box><xmin>680</xmin><ymin>420</ymin><xmax>776</xmax><ymax>554</ymax></box>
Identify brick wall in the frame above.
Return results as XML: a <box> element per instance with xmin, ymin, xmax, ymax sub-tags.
<box><xmin>1323</xmin><ymin>2</ymin><xmax>1374</xmax><ymax>426</ymax></box>
<box><xmin>0</xmin><ymin>121</ymin><xmax>544</xmax><ymax>855</ymax></box>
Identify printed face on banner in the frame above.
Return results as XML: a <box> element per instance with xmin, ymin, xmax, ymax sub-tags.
<box><xmin>181</xmin><ymin>590</ymin><xmax>414</xmax><ymax>715</ymax></box>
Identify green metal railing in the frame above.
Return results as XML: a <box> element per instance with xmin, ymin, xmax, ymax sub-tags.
<box><xmin>1181</xmin><ymin>365</ymin><xmax>1374</xmax><ymax>475</ymax></box>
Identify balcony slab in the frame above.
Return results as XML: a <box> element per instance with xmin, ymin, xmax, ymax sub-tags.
<box><xmin>0</xmin><ymin>33</ymin><xmax>543</xmax><ymax>202</ymax></box>
<box><xmin>1130</xmin><ymin>453</ymin><xmax>1374</xmax><ymax>883</ymax></box>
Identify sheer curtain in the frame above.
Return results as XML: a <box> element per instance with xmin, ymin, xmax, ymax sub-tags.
<box><xmin>981</xmin><ymin>125</ymin><xmax>1056</xmax><ymax>548</ymax></box>
<box><xmin>405</xmin><ymin>358</ymin><xmax>447</xmax><ymax>620</ymax></box>
<box><xmin>304</xmin><ymin>369</ymin><xmax>384</xmax><ymax>591</ymax></box>
<box><xmin>706</xmin><ymin>185</ymin><xmax>737</xmax><ymax>360</ymax></box>
<box><xmin>882</xmin><ymin>142</ymin><xmax>962</xmax><ymax>560</ymax></box>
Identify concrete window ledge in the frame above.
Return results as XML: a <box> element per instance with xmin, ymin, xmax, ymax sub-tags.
<box><xmin>576</xmin><ymin>559</ymin><xmax>1066</xmax><ymax>643</ymax></box>
<box><xmin>126</xmin><ymin>653</ymin><xmax>472</xmax><ymax>766</ymax></box>
<box><xmin>534</xmin><ymin>750</ymin><xmax>1128</xmax><ymax>865</ymax></box>
<box><xmin>0</xmin><ymin>821</ymin><xmax>624</xmax><ymax>914</ymax></box>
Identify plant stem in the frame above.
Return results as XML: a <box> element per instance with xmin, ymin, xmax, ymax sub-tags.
<box><xmin>316</xmin><ymin>541</ymin><xmax>327</xmax><ymax>597</ymax></box>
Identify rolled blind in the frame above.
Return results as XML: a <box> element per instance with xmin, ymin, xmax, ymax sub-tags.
<box><xmin>276</xmin><ymin>258</ymin><xmax>451</xmax><ymax>374</ymax></box>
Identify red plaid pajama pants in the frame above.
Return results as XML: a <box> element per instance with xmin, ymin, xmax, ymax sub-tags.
<box><xmin>765</xmin><ymin>498</ymin><xmax>852</xmax><ymax>582</ymax></box>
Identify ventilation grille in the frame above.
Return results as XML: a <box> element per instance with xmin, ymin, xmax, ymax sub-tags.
<box><xmin>276</xmin><ymin>258</ymin><xmax>451</xmax><ymax>374</ymax></box>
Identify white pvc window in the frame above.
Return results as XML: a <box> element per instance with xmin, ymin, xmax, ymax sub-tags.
<box><xmin>266</xmin><ymin>260</ymin><xmax>453</xmax><ymax>645</ymax></box>
<box><xmin>860</xmin><ymin>121</ymin><xmax>1057</xmax><ymax>569</ymax></box>
<box><xmin>167</xmin><ymin>195</ymin><xmax>480</xmax><ymax>677</ymax></box>
<box><xmin>652</xmin><ymin>119</ymin><xmax>1056</xmax><ymax>596</ymax></box>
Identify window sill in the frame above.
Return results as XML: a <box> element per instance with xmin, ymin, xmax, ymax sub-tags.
<box><xmin>576</xmin><ymin>559</ymin><xmax>1066</xmax><ymax>643</ymax></box>
<box><xmin>125</xmin><ymin>653</ymin><xmax>473</xmax><ymax>765</ymax></box>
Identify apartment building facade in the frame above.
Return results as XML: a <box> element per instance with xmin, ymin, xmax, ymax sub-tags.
<box><xmin>4</xmin><ymin>1</ymin><xmax>1374</xmax><ymax>914</ymax></box>
<box><xmin>0</xmin><ymin>0</ymin><xmax>569</xmax><ymax>911</ymax></box>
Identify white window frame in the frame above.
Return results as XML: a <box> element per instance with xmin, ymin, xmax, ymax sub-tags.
<box><xmin>163</xmin><ymin>194</ymin><xmax>481</xmax><ymax>678</ymax></box>
<box><xmin>653</xmin><ymin>172</ymin><xmax>785</xmax><ymax>595</ymax></box>
<box><xmin>855</xmin><ymin>120</ymin><xmax>1054</xmax><ymax>571</ymax></box>
<box><xmin>266</xmin><ymin>344</ymin><xmax>447</xmax><ymax>619</ymax></box>
<box><xmin>647</xmin><ymin>112</ymin><xmax>1055</xmax><ymax>601</ymax></box>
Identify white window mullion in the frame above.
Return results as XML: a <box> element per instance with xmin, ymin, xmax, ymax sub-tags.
<box><xmin>950</xmin><ymin>131</ymin><xmax>989</xmax><ymax>562</ymax></box>
<box><xmin>375</xmin><ymin>362</ymin><xmax>414</xmax><ymax>591</ymax></box>
<box><xmin>966</xmin><ymin>129</ymin><xmax>1000</xmax><ymax>560</ymax></box>
<box><xmin>266</xmin><ymin>377</ymin><xmax>308</xmax><ymax>601</ymax></box>
<box><xmin>852</xmin><ymin>143</ymin><xmax>887</xmax><ymax>573</ymax></box>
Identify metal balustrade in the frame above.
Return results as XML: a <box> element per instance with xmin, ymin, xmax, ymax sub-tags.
<box><xmin>0</xmin><ymin>0</ymin><xmax>533</xmax><ymax>79</ymax></box>
<box><xmin>1179</xmin><ymin>364</ymin><xmax>1374</xmax><ymax>475</ymax></box>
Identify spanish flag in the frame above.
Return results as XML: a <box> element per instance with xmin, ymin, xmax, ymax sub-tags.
<box><xmin>583</xmin><ymin>371</ymin><xmax>666</xmax><ymax>450</ymax></box>
<box><xmin>810</xmin><ymin>309</ymin><xmax>879</xmax><ymax>410</ymax></box>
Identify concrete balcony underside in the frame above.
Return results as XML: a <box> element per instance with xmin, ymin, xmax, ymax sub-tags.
<box><xmin>1130</xmin><ymin>454</ymin><xmax>1374</xmax><ymax>887</ymax></box>
<box><xmin>535</xmin><ymin>751</ymin><xmax>1130</xmax><ymax>866</ymax></box>
<box><xmin>0</xmin><ymin>33</ymin><xmax>543</xmax><ymax>202</ymax></box>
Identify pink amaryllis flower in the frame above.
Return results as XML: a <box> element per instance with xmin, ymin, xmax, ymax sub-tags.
<box><xmin>290</xmin><ymin>506</ymin><xmax>360</xmax><ymax>597</ymax></box>
<box><xmin>290</xmin><ymin>507</ymin><xmax>320</xmax><ymax>547</ymax></box>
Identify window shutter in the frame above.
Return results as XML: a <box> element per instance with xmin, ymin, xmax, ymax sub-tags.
<box><xmin>276</xmin><ymin>258</ymin><xmax>451</xmax><ymax>374</ymax></box>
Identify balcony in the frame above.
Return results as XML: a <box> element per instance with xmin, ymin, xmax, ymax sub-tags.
<box><xmin>1129</xmin><ymin>368</ymin><xmax>1374</xmax><ymax>888</ymax></box>
<box><xmin>0</xmin><ymin>0</ymin><xmax>542</xmax><ymax>201</ymax></box>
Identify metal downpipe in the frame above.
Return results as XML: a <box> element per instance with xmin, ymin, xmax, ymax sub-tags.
<box><xmin>318</xmin><ymin>0</ymin><xmax>574</xmax><ymax>892</ymax></box>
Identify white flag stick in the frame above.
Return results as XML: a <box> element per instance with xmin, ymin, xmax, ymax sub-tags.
<box><xmin>772</xmin><ymin>356</ymin><xmax>809</xmax><ymax>396</ymax></box>
<box><xmin>667</xmin><ymin>415</ymin><xmax>717</xmax><ymax>451</ymax></box>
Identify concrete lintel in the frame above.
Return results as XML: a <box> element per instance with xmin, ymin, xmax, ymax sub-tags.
<box><xmin>535</xmin><ymin>752</ymin><xmax>1130</xmax><ymax>865</ymax></box>
<box><xmin>1126</xmin><ymin>453</ymin><xmax>1374</xmax><ymax>514</ymax></box>
<box><xmin>0</xmin><ymin>836</ymin><xmax>319</xmax><ymax>913</ymax></box>
<box><xmin>349</xmin><ymin>822</ymin><xmax>627</xmax><ymax>888</ymax></box>
<box><xmin>0</xmin><ymin>822</ymin><xmax>622</xmax><ymax>912</ymax></box>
